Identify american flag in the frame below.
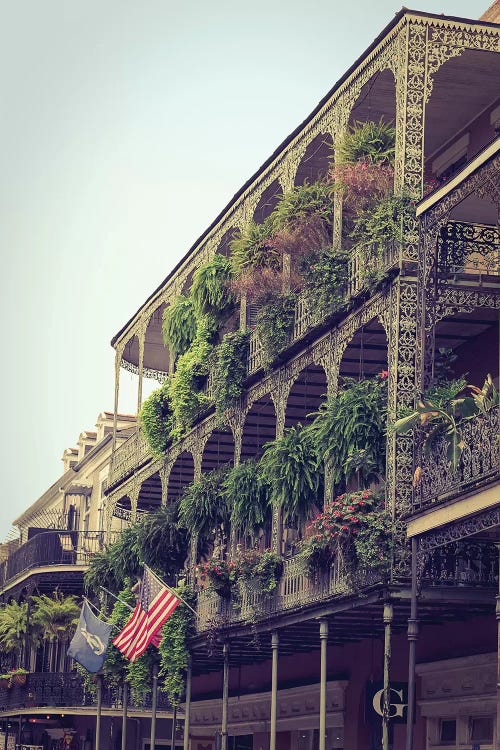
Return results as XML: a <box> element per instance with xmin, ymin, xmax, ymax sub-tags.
<box><xmin>112</xmin><ymin>566</ymin><xmax>179</xmax><ymax>662</ymax></box>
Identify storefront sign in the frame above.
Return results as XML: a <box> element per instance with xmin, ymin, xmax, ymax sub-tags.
<box><xmin>365</xmin><ymin>682</ymin><xmax>409</xmax><ymax>725</ymax></box>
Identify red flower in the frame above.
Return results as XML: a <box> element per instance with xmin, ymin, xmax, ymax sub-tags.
<box><xmin>379</xmin><ymin>370</ymin><xmax>389</xmax><ymax>380</ymax></box>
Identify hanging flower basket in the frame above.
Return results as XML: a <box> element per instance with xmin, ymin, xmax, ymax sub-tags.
<box><xmin>10</xmin><ymin>672</ymin><xmax>27</xmax><ymax>687</ymax></box>
<box><xmin>197</xmin><ymin>558</ymin><xmax>240</xmax><ymax>599</ymax></box>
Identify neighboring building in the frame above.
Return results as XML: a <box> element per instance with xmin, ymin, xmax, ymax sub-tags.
<box><xmin>0</xmin><ymin>413</ymin><xmax>176</xmax><ymax>748</ymax></box>
<box><xmin>2</xmin><ymin>5</ymin><xmax>500</xmax><ymax>750</ymax></box>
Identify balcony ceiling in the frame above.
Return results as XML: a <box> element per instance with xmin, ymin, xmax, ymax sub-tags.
<box><xmin>425</xmin><ymin>50</ymin><xmax>500</xmax><ymax>159</ymax></box>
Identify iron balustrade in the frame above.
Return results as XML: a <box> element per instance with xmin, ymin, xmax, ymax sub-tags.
<box><xmin>195</xmin><ymin>549</ymin><xmax>380</xmax><ymax>632</ymax></box>
<box><xmin>348</xmin><ymin>240</ymin><xmax>400</xmax><ymax>298</ymax></box>
<box><xmin>195</xmin><ymin>540</ymin><xmax>498</xmax><ymax>632</ymax></box>
<box><xmin>0</xmin><ymin>531</ymin><xmax>115</xmax><ymax>590</ymax></box>
<box><xmin>413</xmin><ymin>407</ymin><xmax>500</xmax><ymax>511</ymax></box>
<box><xmin>437</xmin><ymin>221</ymin><xmax>500</xmax><ymax>279</ymax></box>
<box><xmin>0</xmin><ymin>671</ymin><xmax>171</xmax><ymax>713</ymax></box>
<box><xmin>108</xmin><ymin>428</ymin><xmax>151</xmax><ymax>488</ymax></box>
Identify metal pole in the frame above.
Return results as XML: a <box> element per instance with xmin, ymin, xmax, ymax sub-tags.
<box><xmin>183</xmin><ymin>659</ymin><xmax>192</xmax><ymax>750</ymax></box>
<box><xmin>319</xmin><ymin>620</ymin><xmax>329</xmax><ymax>750</ymax></box>
<box><xmin>3</xmin><ymin>718</ymin><xmax>9</xmax><ymax>750</ymax></box>
<box><xmin>221</xmin><ymin>643</ymin><xmax>229</xmax><ymax>750</ymax></box>
<box><xmin>95</xmin><ymin>674</ymin><xmax>103</xmax><ymax>750</ymax></box>
<box><xmin>270</xmin><ymin>632</ymin><xmax>279</xmax><ymax>750</ymax></box>
<box><xmin>406</xmin><ymin>538</ymin><xmax>419</xmax><ymax>750</ymax></box>
<box><xmin>121</xmin><ymin>679</ymin><xmax>128</xmax><ymax>750</ymax></box>
<box><xmin>150</xmin><ymin>664</ymin><xmax>159</xmax><ymax>750</ymax></box>
<box><xmin>171</xmin><ymin>705</ymin><xmax>177</xmax><ymax>750</ymax></box>
<box><xmin>382</xmin><ymin>602</ymin><xmax>394</xmax><ymax>750</ymax></box>
<box><xmin>496</xmin><ymin>544</ymin><xmax>500</xmax><ymax>750</ymax></box>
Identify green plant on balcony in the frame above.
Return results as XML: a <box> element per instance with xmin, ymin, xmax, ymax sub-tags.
<box><xmin>178</xmin><ymin>467</ymin><xmax>231</xmax><ymax>554</ymax></box>
<box><xmin>334</xmin><ymin>120</ymin><xmax>395</xmax><ymax>166</ymax></box>
<box><xmin>0</xmin><ymin>668</ymin><xmax>29</xmax><ymax>689</ymax></box>
<box><xmin>84</xmin><ymin>525</ymin><xmax>142</xmax><ymax>596</ymax></box>
<box><xmin>229</xmin><ymin>218</ymin><xmax>278</xmax><ymax>275</ymax></box>
<box><xmin>297</xmin><ymin>489</ymin><xmax>391</xmax><ymax>578</ymax></box>
<box><xmin>168</xmin><ymin>323</ymin><xmax>215</xmax><ymax>439</ymax></box>
<box><xmin>260</xmin><ymin>424</ymin><xmax>323</xmax><ymax>527</ymax></box>
<box><xmin>213</xmin><ymin>330</ymin><xmax>250</xmax><ymax>416</ymax></box>
<box><xmin>127</xmin><ymin>645</ymin><xmax>157</xmax><ymax>703</ymax></box>
<box><xmin>133</xmin><ymin>505</ymin><xmax>188</xmax><ymax>584</ymax></box>
<box><xmin>158</xmin><ymin>584</ymin><xmax>195</xmax><ymax>706</ymax></box>
<box><xmin>139</xmin><ymin>378</ymin><xmax>174</xmax><ymax>457</ymax></box>
<box><xmin>255</xmin><ymin>292</ymin><xmax>297</xmax><ymax>370</ymax></box>
<box><xmin>162</xmin><ymin>295</ymin><xmax>197</xmax><ymax>358</ymax></box>
<box><xmin>394</xmin><ymin>374</ymin><xmax>499</xmax><ymax>476</ymax></box>
<box><xmin>299</xmin><ymin>247</ymin><xmax>350</xmax><ymax>321</ymax></box>
<box><xmin>311</xmin><ymin>374</ymin><xmax>388</xmax><ymax>496</ymax></box>
<box><xmin>197</xmin><ymin>557</ymin><xmax>240</xmax><ymax>599</ymax></box>
<box><xmin>0</xmin><ymin>601</ymin><xmax>33</xmax><ymax>665</ymax></box>
<box><xmin>31</xmin><ymin>591</ymin><xmax>80</xmax><ymax>643</ymax></box>
<box><xmin>98</xmin><ymin>586</ymin><xmax>135</xmax><ymax>688</ymax></box>
<box><xmin>226</xmin><ymin>460</ymin><xmax>271</xmax><ymax>544</ymax></box>
<box><xmin>191</xmin><ymin>254</ymin><xmax>235</xmax><ymax>319</ymax></box>
<box><xmin>237</xmin><ymin>548</ymin><xmax>283</xmax><ymax>594</ymax></box>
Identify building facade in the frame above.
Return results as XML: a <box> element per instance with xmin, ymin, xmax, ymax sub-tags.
<box><xmin>2</xmin><ymin>5</ymin><xmax>500</xmax><ymax>750</ymax></box>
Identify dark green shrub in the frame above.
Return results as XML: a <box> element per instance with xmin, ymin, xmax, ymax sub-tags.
<box><xmin>139</xmin><ymin>379</ymin><xmax>173</xmax><ymax>456</ymax></box>
<box><xmin>213</xmin><ymin>331</ymin><xmax>250</xmax><ymax>416</ymax></box>
<box><xmin>162</xmin><ymin>296</ymin><xmax>197</xmax><ymax>357</ymax></box>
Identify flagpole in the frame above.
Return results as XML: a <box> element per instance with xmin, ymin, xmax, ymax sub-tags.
<box><xmin>183</xmin><ymin>658</ymin><xmax>192</xmax><ymax>750</ymax></box>
<box><xmin>146</xmin><ymin>567</ymin><xmax>199</xmax><ymax>620</ymax></box>
<box><xmin>150</xmin><ymin>663</ymin><xmax>159</xmax><ymax>750</ymax></box>
<box><xmin>171</xmin><ymin>705</ymin><xmax>177</xmax><ymax>750</ymax></box>
<box><xmin>100</xmin><ymin>587</ymin><xmax>135</xmax><ymax>611</ymax></box>
<box><xmin>95</xmin><ymin>674</ymin><xmax>103</xmax><ymax>750</ymax></box>
<box><xmin>121</xmin><ymin>678</ymin><xmax>128</xmax><ymax>750</ymax></box>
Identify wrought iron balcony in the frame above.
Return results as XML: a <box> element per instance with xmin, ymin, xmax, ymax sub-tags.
<box><xmin>437</xmin><ymin>221</ymin><xmax>500</xmax><ymax>281</ymax></box>
<box><xmin>108</xmin><ymin>427</ymin><xmax>152</xmax><ymax>488</ymax></box>
<box><xmin>348</xmin><ymin>240</ymin><xmax>400</xmax><ymax>298</ymax></box>
<box><xmin>0</xmin><ymin>671</ymin><xmax>171</xmax><ymax>713</ymax></box>
<box><xmin>195</xmin><ymin>539</ymin><xmax>498</xmax><ymax>633</ymax></box>
<box><xmin>413</xmin><ymin>407</ymin><xmax>500</xmax><ymax>512</ymax></box>
<box><xmin>0</xmin><ymin>531</ymin><xmax>113</xmax><ymax>591</ymax></box>
<box><xmin>195</xmin><ymin>551</ymin><xmax>381</xmax><ymax>633</ymax></box>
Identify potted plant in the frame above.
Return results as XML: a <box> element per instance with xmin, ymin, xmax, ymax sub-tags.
<box><xmin>197</xmin><ymin>557</ymin><xmax>240</xmax><ymax>599</ymax></box>
<box><xmin>238</xmin><ymin>549</ymin><xmax>284</xmax><ymax>594</ymax></box>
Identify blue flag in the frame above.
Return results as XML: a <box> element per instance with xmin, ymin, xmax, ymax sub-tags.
<box><xmin>68</xmin><ymin>601</ymin><xmax>112</xmax><ymax>673</ymax></box>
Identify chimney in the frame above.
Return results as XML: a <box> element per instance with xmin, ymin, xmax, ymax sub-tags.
<box><xmin>480</xmin><ymin>0</ymin><xmax>500</xmax><ymax>22</ymax></box>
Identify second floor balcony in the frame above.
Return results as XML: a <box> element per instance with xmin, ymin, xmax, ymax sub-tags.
<box><xmin>0</xmin><ymin>530</ymin><xmax>114</xmax><ymax>593</ymax></box>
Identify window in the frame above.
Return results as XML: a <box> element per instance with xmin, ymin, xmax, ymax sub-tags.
<box><xmin>439</xmin><ymin>719</ymin><xmax>456</xmax><ymax>744</ymax></box>
<box><xmin>470</xmin><ymin>717</ymin><xmax>494</xmax><ymax>744</ymax></box>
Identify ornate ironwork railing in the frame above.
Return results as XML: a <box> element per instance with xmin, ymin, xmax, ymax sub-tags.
<box><xmin>0</xmin><ymin>671</ymin><xmax>171</xmax><ymax>713</ymax></box>
<box><xmin>422</xmin><ymin>541</ymin><xmax>498</xmax><ymax>587</ymax></box>
<box><xmin>348</xmin><ymin>240</ymin><xmax>400</xmax><ymax>298</ymax></box>
<box><xmin>0</xmin><ymin>531</ymin><xmax>113</xmax><ymax>590</ymax></box>
<box><xmin>196</xmin><ymin>540</ymin><xmax>497</xmax><ymax>632</ymax></box>
<box><xmin>437</xmin><ymin>221</ymin><xmax>500</xmax><ymax>279</ymax></box>
<box><xmin>195</xmin><ymin>549</ymin><xmax>380</xmax><ymax>632</ymax></box>
<box><xmin>108</xmin><ymin>428</ymin><xmax>152</xmax><ymax>488</ymax></box>
<box><xmin>248</xmin><ymin>330</ymin><xmax>264</xmax><ymax>374</ymax></box>
<box><xmin>413</xmin><ymin>407</ymin><xmax>500</xmax><ymax>511</ymax></box>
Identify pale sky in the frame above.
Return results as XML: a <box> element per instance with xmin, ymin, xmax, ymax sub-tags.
<box><xmin>0</xmin><ymin>0</ymin><xmax>486</xmax><ymax>535</ymax></box>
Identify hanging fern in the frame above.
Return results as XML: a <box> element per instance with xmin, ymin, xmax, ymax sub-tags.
<box><xmin>158</xmin><ymin>585</ymin><xmax>195</xmax><ymax>707</ymax></box>
<box><xmin>310</xmin><ymin>376</ymin><xmax>387</xmax><ymax>493</ymax></box>
<box><xmin>213</xmin><ymin>331</ymin><xmax>250</xmax><ymax>416</ymax></box>
<box><xmin>226</xmin><ymin>460</ymin><xmax>271</xmax><ymax>542</ymax></box>
<box><xmin>259</xmin><ymin>425</ymin><xmax>323</xmax><ymax>527</ymax></box>
<box><xmin>0</xmin><ymin>601</ymin><xmax>33</xmax><ymax>657</ymax></box>
<box><xmin>84</xmin><ymin>526</ymin><xmax>141</xmax><ymax>597</ymax></box>
<box><xmin>229</xmin><ymin>219</ymin><xmax>279</xmax><ymax>275</ymax></box>
<box><xmin>191</xmin><ymin>254</ymin><xmax>235</xmax><ymax>319</ymax></box>
<box><xmin>270</xmin><ymin>180</ymin><xmax>334</xmax><ymax>233</ymax></box>
<box><xmin>178</xmin><ymin>467</ymin><xmax>231</xmax><ymax>550</ymax></box>
<box><xmin>31</xmin><ymin>591</ymin><xmax>80</xmax><ymax>643</ymax></box>
<box><xmin>139</xmin><ymin>378</ymin><xmax>174</xmax><ymax>456</ymax></box>
<box><xmin>162</xmin><ymin>296</ymin><xmax>197</xmax><ymax>357</ymax></box>
<box><xmin>133</xmin><ymin>505</ymin><xmax>188</xmax><ymax>584</ymax></box>
<box><xmin>335</xmin><ymin>120</ymin><xmax>396</xmax><ymax>165</ymax></box>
